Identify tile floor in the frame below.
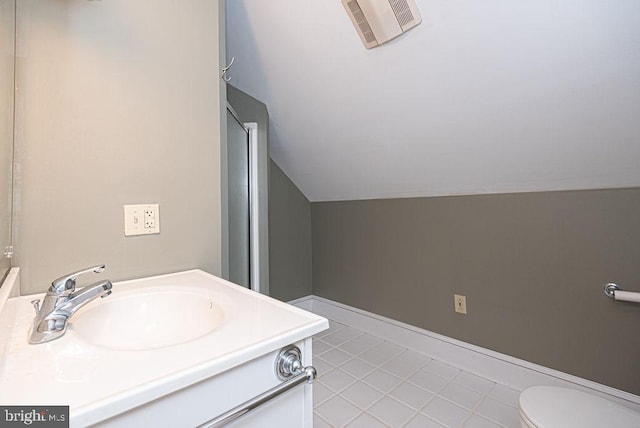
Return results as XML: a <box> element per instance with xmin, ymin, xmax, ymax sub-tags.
<box><xmin>312</xmin><ymin>320</ymin><xmax>522</xmax><ymax>428</ymax></box>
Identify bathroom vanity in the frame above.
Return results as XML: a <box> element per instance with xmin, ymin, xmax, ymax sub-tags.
<box><xmin>0</xmin><ymin>269</ymin><xmax>328</xmax><ymax>427</ymax></box>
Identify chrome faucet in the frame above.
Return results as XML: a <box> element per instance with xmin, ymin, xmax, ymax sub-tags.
<box><xmin>29</xmin><ymin>265</ymin><xmax>113</xmax><ymax>344</ymax></box>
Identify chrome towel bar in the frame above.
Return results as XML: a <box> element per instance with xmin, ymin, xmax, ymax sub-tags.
<box><xmin>198</xmin><ymin>345</ymin><xmax>316</xmax><ymax>428</ymax></box>
<box><xmin>603</xmin><ymin>283</ymin><xmax>640</xmax><ymax>303</ymax></box>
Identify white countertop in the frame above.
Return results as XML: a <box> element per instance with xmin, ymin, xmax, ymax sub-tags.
<box><xmin>0</xmin><ymin>269</ymin><xmax>328</xmax><ymax>426</ymax></box>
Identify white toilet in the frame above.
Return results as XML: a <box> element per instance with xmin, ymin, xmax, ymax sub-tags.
<box><xmin>519</xmin><ymin>386</ymin><xmax>640</xmax><ymax>427</ymax></box>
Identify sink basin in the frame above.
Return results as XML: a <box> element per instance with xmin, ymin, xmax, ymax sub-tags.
<box><xmin>71</xmin><ymin>286</ymin><xmax>224</xmax><ymax>351</ymax></box>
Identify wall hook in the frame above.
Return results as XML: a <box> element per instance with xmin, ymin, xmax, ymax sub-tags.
<box><xmin>221</xmin><ymin>56</ymin><xmax>235</xmax><ymax>82</ymax></box>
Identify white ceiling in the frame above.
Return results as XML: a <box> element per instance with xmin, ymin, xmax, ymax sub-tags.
<box><xmin>226</xmin><ymin>0</ymin><xmax>640</xmax><ymax>202</ymax></box>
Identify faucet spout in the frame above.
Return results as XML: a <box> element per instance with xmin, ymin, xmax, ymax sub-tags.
<box><xmin>57</xmin><ymin>280</ymin><xmax>113</xmax><ymax>317</ymax></box>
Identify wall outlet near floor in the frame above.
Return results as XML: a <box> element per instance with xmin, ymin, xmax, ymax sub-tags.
<box><xmin>124</xmin><ymin>204</ymin><xmax>160</xmax><ymax>236</ymax></box>
<box><xmin>454</xmin><ymin>294</ymin><xmax>467</xmax><ymax>314</ymax></box>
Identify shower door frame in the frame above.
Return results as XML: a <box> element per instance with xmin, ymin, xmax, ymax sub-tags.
<box><xmin>225</xmin><ymin>102</ymin><xmax>263</xmax><ymax>293</ymax></box>
<box><xmin>245</xmin><ymin>122</ymin><xmax>261</xmax><ymax>293</ymax></box>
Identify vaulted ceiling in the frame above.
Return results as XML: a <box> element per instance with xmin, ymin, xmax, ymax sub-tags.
<box><xmin>226</xmin><ymin>0</ymin><xmax>640</xmax><ymax>202</ymax></box>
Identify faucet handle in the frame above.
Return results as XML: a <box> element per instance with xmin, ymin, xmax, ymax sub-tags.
<box><xmin>50</xmin><ymin>265</ymin><xmax>106</xmax><ymax>294</ymax></box>
<box><xmin>30</xmin><ymin>299</ymin><xmax>41</xmax><ymax>315</ymax></box>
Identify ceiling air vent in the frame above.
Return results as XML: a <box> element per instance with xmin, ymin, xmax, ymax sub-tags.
<box><xmin>342</xmin><ymin>0</ymin><xmax>422</xmax><ymax>49</ymax></box>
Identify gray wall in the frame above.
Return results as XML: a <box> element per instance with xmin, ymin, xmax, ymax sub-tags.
<box><xmin>312</xmin><ymin>188</ymin><xmax>640</xmax><ymax>395</ymax></box>
<box><xmin>14</xmin><ymin>1</ymin><xmax>225</xmax><ymax>294</ymax></box>
<box><xmin>269</xmin><ymin>160</ymin><xmax>312</xmax><ymax>302</ymax></box>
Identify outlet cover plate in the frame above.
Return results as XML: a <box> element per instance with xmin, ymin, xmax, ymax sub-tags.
<box><xmin>454</xmin><ymin>294</ymin><xmax>467</xmax><ymax>314</ymax></box>
<box><xmin>124</xmin><ymin>204</ymin><xmax>160</xmax><ymax>236</ymax></box>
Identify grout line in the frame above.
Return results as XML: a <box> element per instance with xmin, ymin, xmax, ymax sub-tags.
<box><xmin>472</xmin><ymin>397</ymin><xmax>513</xmax><ymax>428</ymax></box>
<box><xmin>314</xmin><ymin>411</ymin><xmax>334</xmax><ymax>427</ymax></box>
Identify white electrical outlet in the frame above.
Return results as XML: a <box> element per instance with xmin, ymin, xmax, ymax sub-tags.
<box><xmin>454</xmin><ymin>294</ymin><xmax>467</xmax><ymax>314</ymax></box>
<box><xmin>124</xmin><ymin>204</ymin><xmax>160</xmax><ymax>236</ymax></box>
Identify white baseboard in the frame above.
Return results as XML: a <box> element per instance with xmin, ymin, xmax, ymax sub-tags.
<box><xmin>286</xmin><ymin>295</ymin><xmax>313</xmax><ymax>311</ymax></box>
<box><xmin>290</xmin><ymin>294</ymin><xmax>640</xmax><ymax>413</ymax></box>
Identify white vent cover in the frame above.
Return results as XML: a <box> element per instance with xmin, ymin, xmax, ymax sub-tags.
<box><xmin>342</xmin><ymin>0</ymin><xmax>422</xmax><ymax>49</ymax></box>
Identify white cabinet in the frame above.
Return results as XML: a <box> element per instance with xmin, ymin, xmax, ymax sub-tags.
<box><xmin>94</xmin><ymin>339</ymin><xmax>314</xmax><ymax>428</ymax></box>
